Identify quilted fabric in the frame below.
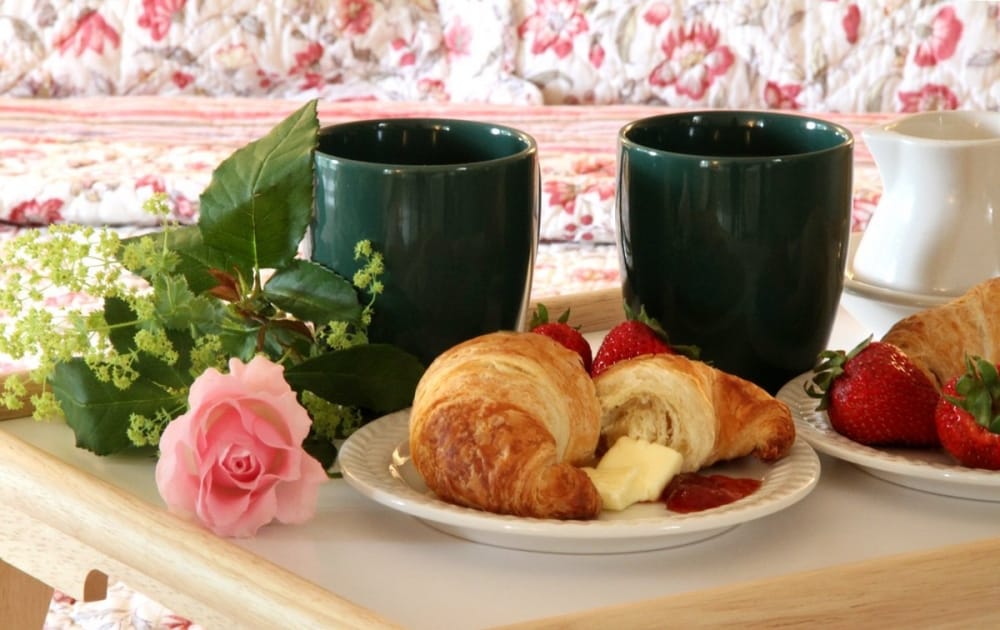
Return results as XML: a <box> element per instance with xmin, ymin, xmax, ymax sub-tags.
<box><xmin>3</xmin><ymin>1</ymin><xmax>998</xmax><ymax>111</ymax></box>
<box><xmin>0</xmin><ymin>0</ymin><xmax>541</xmax><ymax>103</ymax></box>
<box><xmin>512</xmin><ymin>0</ymin><xmax>1000</xmax><ymax>111</ymax></box>
<box><xmin>0</xmin><ymin>98</ymin><xmax>885</xmax><ymax>243</ymax></box>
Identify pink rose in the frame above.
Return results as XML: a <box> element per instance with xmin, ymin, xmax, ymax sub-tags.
<box><xmin>155</xmin><ymin>356</ymin><xmax>328</xmax><ymax>537</ymax></box>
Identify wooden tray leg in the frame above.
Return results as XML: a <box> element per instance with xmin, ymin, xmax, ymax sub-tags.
<box><xmin>0</xmin><ymin>558</ymin><xmax>54</xmax><ymax>628</ymax></box>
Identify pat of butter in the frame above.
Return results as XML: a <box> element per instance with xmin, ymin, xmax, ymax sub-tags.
<box><xmin>582</xmin><ymin>466</ymin><xmax>640</xmax><ymax>511</ymax></box>
<box><xmin>585</xmin><ymin>436</ymin><xmax>683</xmax><ymax>511</ymax></box>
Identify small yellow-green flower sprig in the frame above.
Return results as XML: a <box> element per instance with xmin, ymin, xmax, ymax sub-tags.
<box><xmin>0</xmin><ymin>194</ymin><xmax>190</xmax><ymax>421</ymax></box>
<box><xmin>320</xmin><ymin>239</ymin><xmax>385</xmax><ymax>351</ymax></box>
<box><xmin>127</xmin><ymin>408</ymin><xmax>177</xmax><ymax>447</ymax></box>
<box><xmin>301</xmin><ymin>390</ymin><xmax>363</xmax><ymax>442</ymax></box>
<box><xmin>1</xmin><ymin>190</ymin><xmax>390</xmax><ymax>460</ymax></box>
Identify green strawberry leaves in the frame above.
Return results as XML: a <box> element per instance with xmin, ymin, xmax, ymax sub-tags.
<box><xmin>947</xmin><ymin>355</ymin><xmax>1000</xmax><ymax>433</ymax></box>
<box><xmin>805</xmin><ymin>335</ymin><xmax>873</xmax><ymax>410</ymax></box>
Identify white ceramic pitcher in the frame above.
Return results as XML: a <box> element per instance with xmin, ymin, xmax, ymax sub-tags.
<box><xmin>854</xmin><ymin>110</ymin><xmax>1000</xmax><ymax>297</ymax></box>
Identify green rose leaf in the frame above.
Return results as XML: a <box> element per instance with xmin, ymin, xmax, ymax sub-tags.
<box><xmin>303</xmin><ymin>431</ymin><xmax>339</xmax><ymax>472</ymax></box>
<box><xmin>284</xmin><ymin>344</ymin><xmax>425</xmax><ymax>412</ymax></box>
<box><xmin>198</xmin><ymin>99</ymin><xmax>319</xmax><ymax>271</ymax></box>
<box><xmin>263</xmin><ymin>258</ymin><xmax>363</xmax><ymax>325</ymax></box>
<box><xmin>51</xmin><ymin>358</ymin><xmax>181</xmax><ymax>455</ymax></box>
<box><xmin>121</xmin><ymin>226</ymin><xmax>241</xmax><ymax>295</ymax></box>
<box><xmin>102</xmin><ymin>296</ymin><xmax>197</xmax><ymax>386</ymax></box>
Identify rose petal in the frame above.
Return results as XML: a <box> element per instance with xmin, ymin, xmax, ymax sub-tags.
<box><xmin>273</xmin><ymin>455</ymin><xmax>329</xmax><ymax>525</ymax></box>
<box><xmin>155</xmin><ymin>355</ymin><xmax>325</xmax><ymax>537</ymax></box>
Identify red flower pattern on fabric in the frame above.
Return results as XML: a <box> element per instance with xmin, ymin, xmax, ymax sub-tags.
<box><xmin>763</xmin><ymin>81</ymin><xmax>802</xmax><ymax>110</ymax></box>
<box><xmin>171</xmin><ymin>71</ymin><xmax>194</xmax><ymax>89</ymax></box>
<box><xmin>517</xmin><ymin>0</ymin><xmax>589</xmax><ymax>59</ymax></box>
<box><xmin>9</xmin><ymin>198</ymin><xmax>63</xmax><ymax>224</ymax></box>
<box><xmin>913</xmin><ymin>6</ymin><xmax>963</xmax><ymax>67</ymax></box>
<box><xmin>445</xmin><ymin>17</ymin><xmax>472</xmax><ymax>59</ymax></box>
<box><xmin>643</xmin><ymin>2</ymin><xmax>672</xmax><ymax>27</ymax></box>
<box><xmin>583</xmin><ymin>180</ymin><xmax>614</xmax><ymax>201</ymax></box>
<box><xmin>55</xmin><ymin>10</ymin><xmax>121</xmax><ymax>57</ymax></box>
<box><xmin>292</xmin><ymin>42</ymin><xmax>323</xmax><ymax>74</ymax></box>
<box><xmin>337</xmin><ymin>0</ymin><xmax>374</xmax><ymax>36</ymax></box>
<box><xmin>137</xmin><ymin>0</ymin><xmax>186</xmax><ymax>42</ymax></box>
<box><xmin>842</xmin><ymin>4</ymin><xmax>861</xmax><ymax>44</ymax></box>
<box><xmin>589</xmin><ymin>41</ymin><xmax>605</xmax><ymax>68</ymax></box>
<box><xmin>544</xmin><ymin>180</ymin><xmax>577</xmax><ymax>214</ymax></box>
<box><xmin>649</xmin><ymin>23</ymin><xmax>735</xmax><ymax>100</ymax></box>
<box><xmin>135</xmin><ymin>174</ymin><xmax>166</xmax><ymax>193</ymax></box>
<box><xmin>898</xmin><ymin>83</ymin><xmax>959</xmax><ymax>112</ymax></box>
<box><xmin>571</xmin><ymin>155</ymin><xmax>614</xmax><ymax>176</ymax></box>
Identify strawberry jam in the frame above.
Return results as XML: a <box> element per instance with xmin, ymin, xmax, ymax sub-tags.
<box><xmin>660</xmin><ymin>473</ymin><xmax>762</xmax><ymax>513</ymax></box>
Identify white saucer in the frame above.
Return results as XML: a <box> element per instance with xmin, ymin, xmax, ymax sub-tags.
<box><xmin>844</xmin><ymin>233</ymin><xmax>957</xmax><ymax>308</ymax></box>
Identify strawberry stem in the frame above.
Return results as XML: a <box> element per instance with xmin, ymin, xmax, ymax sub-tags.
<box><xmin>805</xmin><ymin>335</ymin><xmax>873</xmax><ymax>410</ymax></box>
<box><xmin>947</xmin><ymin>355</ymin><xmax>1000</xmax><ymax>433</ymax></box>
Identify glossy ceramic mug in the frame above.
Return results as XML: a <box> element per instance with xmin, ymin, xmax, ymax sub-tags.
<box><xmin>617</xmin><ymin>111</ymin><xmax>854</xmax><ymax>393</ymax></box>
<box><xmin>311</xmin><ymin>118</ymin><xmax>540</xmax><ymax>367</ymax></box>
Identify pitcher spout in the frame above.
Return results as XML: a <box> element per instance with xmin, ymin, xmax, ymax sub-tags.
<box><xmin>861</xmin><ymin>124</ymin><xmax>897</xmax><ymax>167</ymax></box>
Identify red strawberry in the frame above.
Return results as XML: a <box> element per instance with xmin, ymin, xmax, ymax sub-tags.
<box><xmin>934</xmin><ymin>356</ymin><xmax>1000</xmax><ymax>469</ymax></box>
<box><xmin>529</xmin><ymin>304</ymin><xmax>592</xmax><ymax>372</ymax></box>
<box><xmin>591</xmin><ymin>305</ymin><xmax>696</xmax><ymax>376</ymax></box>
<box><xmin>806</xmin><ymin>336</ymin><xmax>940</xmax><ymax>447</ymax></box>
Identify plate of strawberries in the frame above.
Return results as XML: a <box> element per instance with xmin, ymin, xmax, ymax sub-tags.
<box><xmin>778</xmin><ymin>338</ymin><xmax>1000</xmax><ymax>502</ymax></box>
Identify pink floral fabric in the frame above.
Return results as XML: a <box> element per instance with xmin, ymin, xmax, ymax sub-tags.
<box><xmin>2</xmin><ymin>1</ymin><xmax>997</xmax><ymax>110</ymax></box>
<box><xmin>0</xmin><ymin>0</ymin><xmax>541</xmax><ymax>104</ymax></box>
<box><xmin>0</xmin><ymin>98</ymin><xmax>884</xmax><ymax>243</ymax></box>
<box><xmin>512</xmin><ymin>0</ymin><xmax>1000</xmax><ymax>111</ymax></box>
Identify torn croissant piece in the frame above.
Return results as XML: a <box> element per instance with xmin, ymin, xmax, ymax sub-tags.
<box><xmin>593</xmin><ymin>354</ymin><xmax>796</xmax><ymax>472</ymax></box>
<box><xmin>881</xmin><ymin>277</ymin><xmax>1000</xmax><ymax>391</ymax></box>
<box><xmin>409</xmin><ymin>331</ymin><xmax>602</xmax><ymax>520</ymax></box>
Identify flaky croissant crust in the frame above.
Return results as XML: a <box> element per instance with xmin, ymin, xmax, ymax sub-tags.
<box><xmin>882</xmin><ymin>277</ymin><xmax>1000</xmax><ymax>390</ymax></box>
<box><xmin>409</xmin><ymin>331</ymin><xmax>602</xmax><ymax>520</ymax></box>
<box><xmin>594</xmin><ymin>354</ymin><xmax>795</xmax><ymax>472</ymax></box>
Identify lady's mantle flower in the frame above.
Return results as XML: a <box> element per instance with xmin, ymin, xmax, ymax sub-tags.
<box><xmin>155</xmin><ymin>355</ymin><xmax>328</xmax><ymax>537</ymax></box>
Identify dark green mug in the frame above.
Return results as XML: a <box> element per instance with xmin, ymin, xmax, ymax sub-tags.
<box><xmin>311</xmin><ymin>118</ymin><xmax>540</xmax><ymax>367</ymax></box>
<box><xmin>617</xmin><ymin>111</ymin><xmax>854</xmax><ymax>393</ymax></box>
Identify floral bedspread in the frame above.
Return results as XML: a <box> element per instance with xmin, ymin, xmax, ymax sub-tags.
<box><xmin>2</xmin><ymin>1</ymin><xmax>997</xmax><ymax>112</ymax></box>
<box><xmin>0</xmin><ymin>97</ymin><xmax>884</xmax><ymax>244</ymax></box>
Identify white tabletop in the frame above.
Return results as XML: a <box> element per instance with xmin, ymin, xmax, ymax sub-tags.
<box><xmin>3</xmin><ymin>297</ymin><xmax>998</xmax><ymax>629</ymax></box>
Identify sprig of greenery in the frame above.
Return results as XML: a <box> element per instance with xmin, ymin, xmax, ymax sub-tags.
<box><xmin>0</xmin><ymin>100</ymin><xmax>425</xmax><ymax>465</ymax></box>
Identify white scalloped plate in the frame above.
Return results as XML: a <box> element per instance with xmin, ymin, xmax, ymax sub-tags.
<box><xmin>338</xmin><ymin>410</ymin><xmax>820</xmax><ymax>554</ymax></box>
<box><xmin>777</xmin><ymin>372</ymin><xmax>1000</xmax><ymax>501</ymax></box>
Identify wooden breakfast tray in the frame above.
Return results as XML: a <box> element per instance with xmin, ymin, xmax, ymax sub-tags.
<box><xmin>2</xmin><ymin>287</ymin><xmax>999</xmax><ymax>627</ymax></box>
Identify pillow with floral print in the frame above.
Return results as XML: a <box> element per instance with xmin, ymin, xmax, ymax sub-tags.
<box><xmin>437</xmin><ymin>0</ymin><xmax>543</xmax><ymax>104</ymax></box>
<box><xmin>510</xmin><ymin>0</ymin><xmax>803</xmax><ymax>108</ymax></box>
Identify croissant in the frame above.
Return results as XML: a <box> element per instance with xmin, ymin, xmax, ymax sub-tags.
<box><xmin>409</xmin><ymin>331</ymin><xmax>602</xmax><ymax>520</ymax></box>
<box><xmin>593</xmin><ymin>354</ymin><xmax>795</xmax><ymax>472</ymax></box>
<box><xmin>881</xmin><ymin>277</ymin><xmax>1000</xmax><ymax>390</ymax></box>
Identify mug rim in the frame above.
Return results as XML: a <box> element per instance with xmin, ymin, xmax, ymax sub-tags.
<box><xmin>619</xmin><ymin>109</ymin><xmax>855</xmax><ymax>161</ymax></box>
<box><xmin>316</xmin><ymin>117</ymin><xmax>538</xmax><ymax>169</ymax></box>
